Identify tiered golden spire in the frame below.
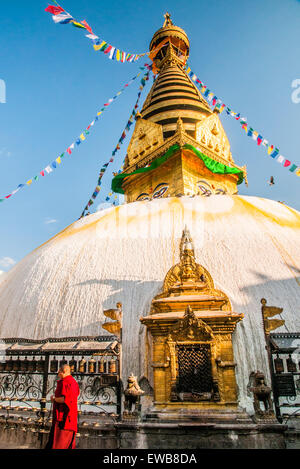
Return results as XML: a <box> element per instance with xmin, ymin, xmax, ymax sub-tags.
<box><xmin>113</xmin><ymin>14</ymin><xmax>247</xmax><ymax>202</ymax></box>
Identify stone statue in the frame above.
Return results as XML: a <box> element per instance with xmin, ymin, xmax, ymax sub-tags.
<box><xmin>123</xmin><ymin>374</ymin><xmax>145</xmax><ymax>416</ymax></box>
<box><xmin>249</xmin><ymin>371</ymin><xmax>274</xmax><ymax>419</ymax></box>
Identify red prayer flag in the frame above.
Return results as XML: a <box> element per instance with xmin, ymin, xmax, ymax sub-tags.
<box><xmin>67</xmin><ymin>148</ymin><xmax>72</xmax><ymax>154</ymax></box>
<box><xmin>45</xmin><ymin>5</ymin><xmax>65</xmax><ymax>15</ymax></box>
<box><xmin>81</xmin><ymin>20</ymin><xmax>93</xmax><ymax>34</ymax></box>
<box><xmin>284</xmin><ymin>160</ymin><xmax>291</xmax><ymax>167</ymax></box>
<box><xmin>104</xmin><ymin>45</ymin><xmax>112</xmax><ymax>54</ymax></box>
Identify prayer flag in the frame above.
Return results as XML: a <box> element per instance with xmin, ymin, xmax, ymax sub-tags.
<box><xmin>270</xmin><ymin>148</ymin><xmax>279</xmax><ymax>158</ymax></box>
<box><xmin>295</xmin><ymin>168</ymin><xmax>300</xmax><ymax>176</ymax></box>
<box><xmin>45</xmin><ymin>5</ymin><xmax>64</xmax><ymax>15</ymax></box>
<box><xmin>81</xmin><ymin>20</ymin><xmax>93</xmax><ymax>34</ymax></box>
<box><xmin>86</xmin><ymin>34</ymin><xmax>99</xmax><ymax>40</ymax></box>
<box><xmin>104</xmin><ymin>45</ymin><xmax>113</xmax><ymax>55</ymax></box>
<box><xmin>80</xmin><ymin>133</ymin><xmax>86</xmax><ymax>141</ymax></box>
<box><xmin>94</xmin><ymin>41</ymin><xmax>107</xmax><ymax>51</ymax></box>
<box><xmin>257</xmin><ymin>135</ymin><xmax>263</xmax><ymax>145</ymax></box>
<box><xmin>267</xmin><ymin>145</ymin><xmax>274</xmax><ymax>155</ymax></box>
<box><xmin>284</xmin><ymin>160</ymin><xmax>291</xmax><ymax>167</ymax></box>
<box><xmin>56</xmin><ymin>156</ymin><xmax>61</xmax><ymax>164</ymax></box>
<box><xmin>289</xmin><ymin>164</ymin><xmax>297</xmax><ymax>172</ymax></box>
<box><xmin>109</xmin><ymin>47</ymin><xmax>116</xmax><ymax>60</ymax></box>
<box><xmin>52</xmin><ymin>13</ymin><xmax>74</xmax><ymax>24</ymax></box>
<box><xmin>277</xmin><ymin>155</ymin><xmax>285</xmax><ymax>164</ymax></box>
<box><xmin>45</xmin><ymin>166</ymin><xmax>53</xmax><ymax>174</ymax></box>
<box><xmin>40</xmin><ymin>170</ymin><xmax>45</xmax><ymax>177</ymax></box>
<box><xmin>26</xmin><ymin>180</ymin><xmax>33</xmax><ymax>185</ymax></box>
<box><xmin>72</xmin><ymin>21</ymin><xmax>86</xmax><ymax>29</ymax></box>
<box><xmin>67</xmin><ymin>148</ymin><xmax>72</xmax><ymax>154</ymax></box>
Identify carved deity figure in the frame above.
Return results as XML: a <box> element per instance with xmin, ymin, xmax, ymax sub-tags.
<box><xmin>124</xmin><ymin>374</ymin><xmax>145</xmax><ymax>414</ymax></box>
<box><xmin>249</xmin><ymin>371</ymin><xmax>274</xmax><ymax>417</ymax></box>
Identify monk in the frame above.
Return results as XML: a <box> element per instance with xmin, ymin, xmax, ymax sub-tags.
<box><xmin>45</xmin><ymin>364</ymin><xmax>80</xmax><ymax>449</ymax></box>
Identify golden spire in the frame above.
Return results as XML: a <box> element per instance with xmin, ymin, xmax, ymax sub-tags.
<box><xmin>111</xmin><ymin>16</ymin><xmax>247</xmax><ymax>203</ymax></box>
<box><xmin>163</xmin><ymin>12</ymin><xmax>173</xmax><ymax>27</ymax></box>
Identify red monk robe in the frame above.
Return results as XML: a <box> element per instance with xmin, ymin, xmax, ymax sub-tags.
<box><xmin>46</xmin><ymin>374</ymin><xmax>80</xmax><ymax>449</ymax></box>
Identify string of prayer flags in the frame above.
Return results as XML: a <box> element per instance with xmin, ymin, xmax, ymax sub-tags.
<box><xmin>80</xmin><ymin>70</ymin><xmax>151</xmax><ymax>217</ymax></box>
<box><xmin>45</xmin><ymin>4</ymin><xmax>149</xmax><ymax>63</ymax></box>
<box><xmin>0</xmin><ymin>70</ymin><xmax>144</xmax><ymax>204</ymax></box>
<box><xmin>185</xmin><ymin>65</ymin><xmax>300</xmax><ymax>179</ymax></box>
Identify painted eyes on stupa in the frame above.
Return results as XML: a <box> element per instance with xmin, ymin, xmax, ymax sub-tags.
<box><xmin>136</xmin><ymin>183</ymin><xmax>169</xmax><ymax>201</ymax></box>
<box><xmin>152</xmin><ymin>184</ymin><xmax>169</xmax><ymax>199</ymax></box>
<box><xmin>197</xmin><ymin>180</ymin><xmax>226</xmax><ymax>196</ymax></box>
<box><xmin>136</xmin><ymin>193</ymin><xmax>151</xmax><ymax>201</ymax></box>
<box><xmin>215</xmin><ymin>188</ymin><xmax>226</xmax><ymax>195</ymax></box>
<box><xmin>198</xmin><ymin>185</ymin><xmax>212</xmax><ymax>197</ymax></box>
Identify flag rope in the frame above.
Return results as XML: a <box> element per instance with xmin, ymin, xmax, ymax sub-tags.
<box><xmin>80</xmin><ymin>69</ymin><xmax>151</xmax><ymax>217</ymax></box>
<box><xmin>185</xmin><ymin>65</ymin><xmax>300</xmax><ymax>178</ymax></box>
<box><xmin>0</xmin><ymin>69</ymin><xmax>146</xmax><ymax>203</ymax></box>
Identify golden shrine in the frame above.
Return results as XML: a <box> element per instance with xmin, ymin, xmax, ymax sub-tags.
<box><xmin>112</xmin><ymin>13</ymin><xmax>247</xmax><ymax>203</ymax></box>
<box><xmin>141</xmin><ymin>227</ymin><xmax>243</xmax><ymax>412</ymax></box>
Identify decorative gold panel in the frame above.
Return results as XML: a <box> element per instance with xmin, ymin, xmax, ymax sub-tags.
<box><xmin>140</xmin><ymin>228</ymin><xmax>243</xmax><ymax>411</ymax></box>
<box><xmin>196</xmin><ymin>113</ymin><xmax>233</xmax><ymax>164</ymax></box>
<box><xmin>125</xmin><ymin>118</ymin><xmax>164</xmax><ymax>169</ymax></box>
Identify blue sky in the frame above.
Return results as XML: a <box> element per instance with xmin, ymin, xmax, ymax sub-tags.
<box><xmin>0</xmin><ymin>0</ymin><xmax>300</xmax><ymax>273</ymax></box>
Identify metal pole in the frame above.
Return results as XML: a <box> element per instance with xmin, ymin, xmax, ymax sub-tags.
<box><xmin>261</xmin><ymin>306</ymin><xmax>282</xmax><ymax>422</ymax></box>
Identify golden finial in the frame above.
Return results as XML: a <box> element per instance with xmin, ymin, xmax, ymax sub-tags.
<box><xmin>163</xmin><ymin>12</ymin><xmax>173</xmax><ymax>27</ymax></box>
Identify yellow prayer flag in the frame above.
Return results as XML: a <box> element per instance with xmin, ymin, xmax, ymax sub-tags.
<box><xmin>296</xmin><ymin>168</ymin><xmax>300</xmax><ymax>176</ymax></box>
<box><xmin>26</xmin><ymin>180</ymin><xmax>33</xmax><ymax>185</ymax></box>
<box><xmin>116</xmin><ymin>49</ymin><xmax>120</xmax><ymax>61</ymax></box>
<box><xmin>80</xmin><ymin>133</ymin><xmax>86</xmax><ymax>141</ymax></box>
<box><xmin>97</xmin><ymin>111</ymin><xmax>102</xmax><ymax>116</ymax></box>
<box><xmin>56</xmin><ymin>156</ymin><xmax>61</xmax><ymax>164</ymax></box>
<box><xmin>93</xmin><ymin>40</ymin><xmax>106</xmax><ymax>51</ymax></box>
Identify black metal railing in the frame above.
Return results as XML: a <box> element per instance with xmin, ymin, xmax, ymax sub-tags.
<box><xmin>0</xmin><ymin>336</ymin><xmax>122</xmax><ymax>424</ymax></box>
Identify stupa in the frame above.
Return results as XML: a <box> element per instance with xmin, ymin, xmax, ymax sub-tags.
<box><xmin>0</xmin><ymin>14</ymin><xmax>299</xmax><ymax>449</ymax></box>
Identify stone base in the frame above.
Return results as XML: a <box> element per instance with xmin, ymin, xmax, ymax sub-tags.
<box><xmin>116</xmin><ymin>408</ymin><xmax>287</xmax><ymax>449</ymax></box>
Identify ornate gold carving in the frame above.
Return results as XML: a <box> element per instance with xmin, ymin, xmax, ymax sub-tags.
<box><xmin>126</xmin><ymin>117</ymin><xmax>164</xmax><ymax>169</ymax></box>
<box><xmin>140</xmin><ymin>228</ymin><xmax>243</xmax><ymax>410</ymax></box>
<box><xmin>196</xmin><ymin>113</ymin><xmax>233</xmax><ymax>164</ymax></box>
<box><xmin>170</xmin><ymin>306</ymin><xmax>214</xmax><ymax>342</ymax></box>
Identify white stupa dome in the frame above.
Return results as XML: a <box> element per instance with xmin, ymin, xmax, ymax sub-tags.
<box><xmin>0</xmin><ymin>194</ymin><xmax>299</xmax><ymax>413</ymax></box>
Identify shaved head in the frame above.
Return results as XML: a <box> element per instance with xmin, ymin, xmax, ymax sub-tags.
<box><xmin>58</xmin><ymin>364</ymin><xmax>71</xmax><ymax>377</ymax></box>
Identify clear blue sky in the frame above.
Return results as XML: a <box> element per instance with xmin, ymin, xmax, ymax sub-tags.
<box><xmin>1</xmin><ymin>0</ymin><xmax>300</xmax><ymax>273</ymax></box>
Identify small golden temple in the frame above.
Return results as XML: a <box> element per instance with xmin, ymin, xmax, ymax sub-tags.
<box><xmin>141</xmin><ymin>227</ymin><xmax>244</xmax><ymax>413</ymax></box>
<box><xmin>112</xmin><ymin>12</ymin><xmax>247</xmax><ymax>203</ymax></box>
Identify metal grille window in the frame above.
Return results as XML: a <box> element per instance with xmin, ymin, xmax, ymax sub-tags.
<box><xmin>176</xmin><ymin>344</ymin><xmax>212</xmax><ymax>394</ymax></box>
